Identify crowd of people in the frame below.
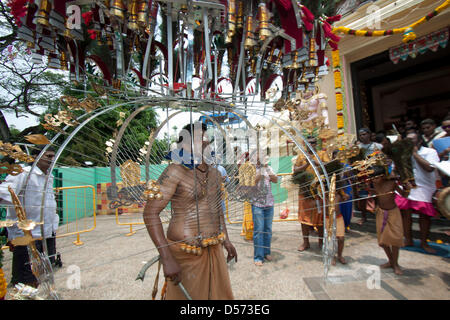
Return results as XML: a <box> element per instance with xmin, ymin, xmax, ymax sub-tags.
<box><xmin>144</xmin><ymin>118</ymin><xmax>450</xmax><ymax>299</ymax></box>
<box><xmin>2</xmin><ymin>116</ymin><xmax>448</xmax><ymax>299</ymax></box>
<box><xmin>360</xmin><ymin>117</ymin><xmax>449</xmax><ymax>251</ymax></box>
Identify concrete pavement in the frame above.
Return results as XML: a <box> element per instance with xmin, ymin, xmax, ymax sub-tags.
<box><xmin>2</xmin><ymin>211</ymin><xmax>449</xmax><ymax>300</ymax></box>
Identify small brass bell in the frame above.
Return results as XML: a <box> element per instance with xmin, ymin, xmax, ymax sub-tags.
<box><xmin>110</xmin><ymin>0</ymin><xmax>127</xmax><ymax>20</ymax></box>
<box><xmin>258</xmin><ymin>2</ymin><xmax>271</xmax><ymax>40</ymax></box>
<box><xmin>35</xmin><ymin>0</ymin><xmax>51</xmax><ymax>27</ymax></box>
<box><xmin>128</xmin><ymin>0</ymin><xmax>139</xmax><ymax>31</ymax></box>
<box><xmin>137</xmin><ymin>0</ymin><xmax>148</xmax><ymax>26</ymax></box>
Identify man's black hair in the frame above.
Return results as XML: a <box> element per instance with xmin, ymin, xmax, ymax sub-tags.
<box><xmin>358</xmin><ymin>128</ymin><xmax>371</xmax><ymax>134</ymax></box>
<box><xmin>375</xmin><ymin>133</ymin><xmax>387</xmax><ymax>144</ymax></box>
<box><xmin>177</xmin><ymin>122</ymin><xmax>208</xmax><ymax>144</ymax></box>
<box><xmin>420</xmin><ymin>118</ymin><xmax>436</xmax><ymax>127</ymax></box>
<box><xmin>30</xmin><ymin>145</ymin><xmax>56</xmax><ymax>156</ymax></box>
<box><xmin>369</xmin><ymin>165</ymin><xmax>387</xmax><ymax>178</ymax></box>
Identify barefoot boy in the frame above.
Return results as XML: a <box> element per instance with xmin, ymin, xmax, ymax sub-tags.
<box><xmin>369</xmin><ymin>166</ymin><xmax>408</xmax><ymax>275</ymax></box>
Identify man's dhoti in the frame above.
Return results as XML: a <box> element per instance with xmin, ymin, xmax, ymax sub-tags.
<box><xmin>375</xmin><ymin>207</ymin><xmax>404</xmax><ymax>247</ymax></box>
<box><xmin>326</xmin><ymin>214</ymin><xmax>345</xmax><ymax>238</ymax></box>
<box><xmin>166</xmin><ymin>240</ymin><xmax>234</xmax><ymax>300</ymax></box>
<box><xmin>298</xmin><ymin>194</ymin><xmax>323</xmax><ymax>227</ymax></box>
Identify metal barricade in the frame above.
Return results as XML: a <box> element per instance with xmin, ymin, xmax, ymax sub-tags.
<box><xmin>1</xmin><ymin>185</ymin><xmax>96</xmax><ymax>248</ymax></box>
<box><xmin>55</xmin><ymin>185</ymin><xmax>96</xmax><ymax>245</ymax></box>
<box><xmin>115</xmin><ymin>208</ymin><xmax>144</xmax><ymax>236</ymax></box>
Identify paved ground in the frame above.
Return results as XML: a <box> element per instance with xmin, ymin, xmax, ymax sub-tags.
<box><xmin>2</xmin><ymin>211</ymin><xmax>449</xmax><ymax>300</ymax></box>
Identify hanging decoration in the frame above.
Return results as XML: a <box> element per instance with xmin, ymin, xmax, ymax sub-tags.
<box><xmin>0</xmin><ymin>141</ymin><xmax>34</xmax><ymax>163</ymax></box>
<box><xmin>0</xmin><ymin>231</ymin><xmax>6</xmax><ymax>300</ymax></box>
<box><xmin>331</xmin><ymin>49</ymin><xmax>345</xmax><ymax>135</ymax></box>
<box><xmin>389</xmin><ymin>27</ymin><xmax>449</xmax><ymax>64</ymax></box>
<box><xmin>332</xmin><ymin>0</ymin><xmax>450</xmax><ymax>43</ymax></box>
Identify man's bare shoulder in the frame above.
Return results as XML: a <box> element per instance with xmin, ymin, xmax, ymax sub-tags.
<box><xmin>157</xmin><ymin>163</ymin><xmax>189</xmax><ymax>184</ymax></box>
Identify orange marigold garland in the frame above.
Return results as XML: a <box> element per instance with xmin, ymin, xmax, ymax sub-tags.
<box><xmin>332</xmin><ymin>49</ymin><xmax>345</xmax><ymax>135</ymax></box>
<box><xmin>0</xmin><ymin>233</ymin><xmax>7</xmax><ymax>300</ymax></box>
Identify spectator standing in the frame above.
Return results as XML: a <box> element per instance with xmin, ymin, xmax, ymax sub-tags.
<box><xmin>395</xmin><ymin>132</ymin><xmax>440</xmax><ymax>254</ymax></box>
<box><xmin>251</xmin><ymin>157</ymin><xmax>278</xmax><ymax>266</ymax></box>
<box><xmin>0</xmin><ymin>147</ymin><xmax>59</xmax><ymax>288</ymax></box>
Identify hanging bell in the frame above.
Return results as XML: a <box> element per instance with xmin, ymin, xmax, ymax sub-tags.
<box><xmin>309</xmin><ymin>38</ymin><xmax>318</xmax><ymax>67</ymax></box>
<box><xmin>128</xmin><ymin>0</ymin><xmax>139</xmax><ymax>30</ymax></box>
<box><xmin>35</xmin><ymin>0</ymin><xmax>52</xmax><ymax>27</ymax></box>
<box><xmin>244</xmin><ymin>16</ymin><xmax>257</xmax><ymax>50</ymax></box>
<box><xmin>226</xmin><ymin>0</ymin><xmax>236</xmax><ymax>44</ymax></box>
<box><xmin>110</xmin><ymin>0</ymin><xmax>127</xmax><ymax>20</ymax></box>
<box><xmin>137</xmin><ymin>0</ymin><xmax>148</xmax><ymax>26</ymax></box>
<box><xmin>60</xmin><ymin>51</ymin><xmax>68</xmax><ymax>71</ymax></box>
<box><xmin>313</xmin><ymin>67</ymin><xmax>320</xmax><ymax>83</ymax></box>
<box><xmin>236</xmin><ymin>1</ymin><xmax>244</xmax><ymax>29</ymax></box>
<box><xmin>258</xmin><ymin>1</ymin><xmax>271</xmax><ymax>41</ymax></box>
<box><xmin>287</xmin><ymin>51</ymin><xmax>299</xmax><ymax>69</ymax></box>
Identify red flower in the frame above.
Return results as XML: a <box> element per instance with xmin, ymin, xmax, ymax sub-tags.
<box><xmin>82</xmin><ymin>11</ymin><xmax>94</xmax><ymax>26</ymax></box>
<box><xmin>7</xmin><ymin>0</ymin><xmax>31</xmax><ymax>27</ymax></box>
<box><xmin>87</xmin><ymin>29</ymin><xmax>97</xmax><ymax>40</ymax></box>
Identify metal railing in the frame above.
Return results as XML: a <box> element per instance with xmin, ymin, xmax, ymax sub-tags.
<box><xmin>54</xmin><ymin>185</ymin><xmax>96</xmax><ymax>245</ymax></box>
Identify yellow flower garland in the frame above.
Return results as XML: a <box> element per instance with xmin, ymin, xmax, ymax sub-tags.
<box><xmin>0</xmin><ymin>268</ymin><xmax>6</xmax><ymax>299</ymax></box>
<box><xmin>332</xmin><ymin>49</ymin><xmax>345</xmax><ymax>135</ymax></box>
<box><xmin>336</xmin><ymin>93</ymin><xmax>343</xmax><ymax>111</ymax></box>
<box><xmin>334</xmin><ymin>71</ymin><xmax>342</xmax><ymax>89</ymax></box>
<box><xmin>332</xmin><ymin>0</ymin><xmax>450</xmax><ymax>43</ymax></box>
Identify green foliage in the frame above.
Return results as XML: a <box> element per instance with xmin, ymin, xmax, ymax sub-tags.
<box><xmin>40</xmin><ymin>79</ymin><xmax>164</xmax><ymax>167</ymax></box>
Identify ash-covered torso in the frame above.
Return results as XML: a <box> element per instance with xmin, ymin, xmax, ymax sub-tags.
<box><xmin>159</xmin><ymin>163</ymin><xmax>224</xmax><ymax>243</ymax></box>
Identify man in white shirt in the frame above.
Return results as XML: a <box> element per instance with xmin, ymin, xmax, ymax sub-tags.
<box><xmin>395</xmin><ymin>132</ymin><xmax>440</xmax><ymax>254</ymax></box>
<box><xmin>0</xmin><ymin>147</ymin><xmax>59</xmax><ymax>287</ymax></box>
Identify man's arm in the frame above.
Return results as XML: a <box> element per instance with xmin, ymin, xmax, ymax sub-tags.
<box><xmin>267</xmin><ymin>166</ymin><xmax>278</xmax><ymax>183</ymax></box>
<box><xmin>412</xmin><ymin>147</ymin><xmax>434</xmax><ymax>172</ymax></box>
<box><xmin>143</xmin><ymin>164</ymin><xmax>182</xmax><ymax>284</ymax></box>
<box><xmin>437</xmin><ymin>146</ymin><xmax>450</xmax><ymax>160</ymax></box>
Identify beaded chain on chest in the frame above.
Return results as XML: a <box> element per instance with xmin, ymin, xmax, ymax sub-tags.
<box><xmin>195</xmin><ymin>166</ymin><xmax>209</xmax><ymax>197</ymax></box>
